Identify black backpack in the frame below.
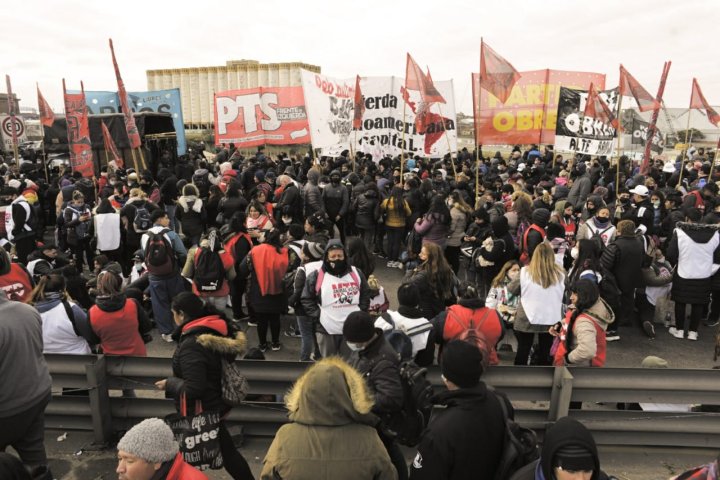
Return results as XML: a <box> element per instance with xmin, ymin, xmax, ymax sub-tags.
<box><xmin>387</xmin><ymin>361</ymin><xmax>434</xmax><ymax>447</ymax></box>
<box><xmin>144</xmin><ymin>229</ymin><xmax>176</xmax><ymax>276</ymax></box>
<box><xmin>194</xmin><ymin>247</ymin><xmax>225</xmax><ymax>293</ymax></box>
<box><xmin>491</xmin><ymin>388</ymin><xmax>539</xmax><ymax>480</ymax></box>
<box><xmin>133</xmin><ymin>204</ymin><xmax>152</xmax><ymax>233</ymax></box>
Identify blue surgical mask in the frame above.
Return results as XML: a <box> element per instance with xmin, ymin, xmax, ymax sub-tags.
<box><xmin>346</xmin><ymin>341</ymin><xmax>363</xmax><ymax>351</ymax></box>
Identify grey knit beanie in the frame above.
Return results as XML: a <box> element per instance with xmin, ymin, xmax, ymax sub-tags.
<box><xmin>117</xmin><ymin>418</ymin><xmax>178</xmax><ymax>463</ymax></box>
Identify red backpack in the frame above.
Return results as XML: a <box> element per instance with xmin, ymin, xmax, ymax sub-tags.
<box><xmin>444</xmin><ymin>307</ymin><xmax>494</xmax><ymax>368</ymax></box>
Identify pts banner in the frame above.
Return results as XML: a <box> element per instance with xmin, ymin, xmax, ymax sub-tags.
<box><xmin>214</xmin><ymin>87</ymin><xmax>310</xmax><ymax>147</ymax></box>
<box><xmin>473</xmin><ymin>69</ymin><xmax>605</xmax><ymax>146</ymax></box>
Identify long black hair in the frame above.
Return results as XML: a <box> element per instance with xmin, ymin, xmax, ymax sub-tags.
<box><xmin>171</xmin><ymin>291</ymin><xmax>228</xmax><ymax>322</ymax></box>
<box><xmin>568</xmin><ymin>239</ymin><xmax>602</xmax><ymax>285</ymax></box>
<box><xmin>389</xmin><ymin>186</ymin><xmax>405</xmax><ymax>216</ymax></box>
<box><xmin>565</xmin><ymin>279</ymin><xmax>600</xmax><ymax>353</ymax></box>
<box><xmin>347</xmin><ymin>236</ymin><xmax>375</xmax><ymax>278</ymax></box>
<box><xmin>427</xmin><ymin>194</ymin><xmax>451</xmax><ymax>226</ymax></box>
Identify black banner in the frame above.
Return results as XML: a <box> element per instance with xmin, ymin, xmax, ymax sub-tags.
<box><xmin>631</xmin><ymin>118</ymin><xmax>664</xmax><ymax>154</ymax></box>
<box><xmin>555</xmin><ymin>87</ymin><xmax>619</xmax><ymax>155</ymax></box>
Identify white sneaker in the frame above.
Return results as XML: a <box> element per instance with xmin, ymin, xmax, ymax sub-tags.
<box><xmin>396</xmin><ymin>262</ymin><xmax>405</xmax><ymax>270</ymax></box>
<box><xmin>161</xmin><ymin>334</ymin><xmax>174</xmax><ymax>343</ymax></box>
<box><xmin>687</xmin><ymin>331</ymin><xmax>698</xmax><ymax>341</ymax></box>
<box><xmin>387</xmin><ymin>261</ymin><xmax>394</xmax><ymax>268</ymax></box>
<box><xmin>668</xmin><ymin>327</ymin><xmax>684</xmax><ymax>339</ymax></box>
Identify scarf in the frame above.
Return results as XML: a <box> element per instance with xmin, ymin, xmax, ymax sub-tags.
<box><xmin>592</xmin><ymin>216</ymin><xmax>611</xmax><ymax>230</ymax></box>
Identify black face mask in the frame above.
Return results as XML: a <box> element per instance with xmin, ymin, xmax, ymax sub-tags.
<box><xmin>324</xmin><ymin>259</ymin><xmax>347</xmax><ymax>276</ymax></box>
<box><xmin>587</xmin><ymin>206</ymin><xmax>597</xmax><ymax>214</ymax></box>
<box><xmin>331</xmin><ymin>177</ymin><xmax>340</xmax><ymax>185</ymax></box>
<box><xmin>620</xmin><ymin>197</ymin><xmax>630</xmax><ymax>205</ymax></box>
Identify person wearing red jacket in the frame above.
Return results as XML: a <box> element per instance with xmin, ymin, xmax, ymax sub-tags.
<box><xmin>0</xmin><ymin>247</ymin><xmax>33</xmax><ymax>302</ymax></box>
<box><xmin>116</xmin><ymin>418</ymin><xmax>207</xmax><ymax>480</ymax></box>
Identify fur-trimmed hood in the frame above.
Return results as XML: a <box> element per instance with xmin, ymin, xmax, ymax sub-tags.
<box><xmin>676</xmin><ymin>221</ymin><xmax>720</xmax><ymax>244</ymax></box>
<box><xmin>178</xmin><ymin>195</ymin><xmax>203</xmax><ymax>213</ymax></box>
<box><xmin>180</xmin><ymin>315</ymin><xmax>247</xmax><ymax>356</ymax></box>
<box><xmin>285</xmin><ymin>357</ymin><xmax>376</xmax><ymax>427</ymax></box>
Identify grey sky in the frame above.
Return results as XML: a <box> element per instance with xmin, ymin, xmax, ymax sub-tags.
<box><xmin>2</xmin><ymin>0</ymin><xmax>719</xmax><ymax>117</ymax></box>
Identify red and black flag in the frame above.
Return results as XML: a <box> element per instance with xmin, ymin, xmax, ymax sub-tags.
<box><xmin>109</xmin><ymin>38</ymin><xmax>142</xmax><ymax>149</ymax></box>
<box><xmin>353</xmin><ymin>75</ymin><xmax>365</xmax><ymax>130</ymax></box>
<box><xmin>101</xmin><ymin>121</ymin><xmax>124</xmax><ymax>169</ymax></box>
<box><xmin>36</xmin><ymin>84</ymin><xmax>55</xmax><ymax>128</ymax></box>
<box><xmin>584</xmin><ymin>83</ymin><xmax>618</xmax><ymax>128</ymax></box>
<box><xmin>619</xmin><ymin>65</ymin><xmax>660</xmax><ymax>112</ymax></box>
<box><xmin>690</xmin><ymin>78</ymin><xmax>720</xmax><ymax>126</ymax></box>
<box><xmin>479</xmin><ymin>39</ymin><xmax>521</xmax><ymax>104</ymax></box>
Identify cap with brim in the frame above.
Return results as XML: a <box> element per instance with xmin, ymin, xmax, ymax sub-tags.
<box><xmin>662</xmin><ymin>162</ymin><xmax>676</xmax><ymax>173</ymax></box>
<box><xmin>629</xmin><ymin>185</ymin><xmax>649</xmax><ymax>196</ymax></box>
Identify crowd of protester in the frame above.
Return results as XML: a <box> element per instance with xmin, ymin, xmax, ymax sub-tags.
<box><xmin>1</xmin><ymin>141</ymin><xmax>719</xmax><ymax>479</ymax></box>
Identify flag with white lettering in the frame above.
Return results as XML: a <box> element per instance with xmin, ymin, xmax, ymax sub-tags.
<box><xmin>555</xmin><ymin>86</ymin><xmax>619</xmax><ymax>155</ymax></box>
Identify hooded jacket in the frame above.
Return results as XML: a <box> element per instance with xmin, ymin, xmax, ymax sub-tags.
<box><xmin>261</xmin><ymin>357</ymin><xmax>395</xmax><ymax>480</ymax></box>
<box><xmin>176</xmin><ymin>195</ymin><xmax>206</xmax><ymax>238</ymax></box>
<box><xmin>354</xmin><ymin>189</ymin><xmax>381</xmax><ymax>229</ymax></box>
<box><xmin>304</xmin><ymin>170</ymin><xmax>324</xmax><ymax>217</ymax></box>
<box><xmin>666</xmin><ymin>222</ymin><xmax>720</xmax><ymax>304</ymax></box>
<box><xmin>165</xmin><ymin>315</ymin><xmax>247</xmax><ymax>414</ymax></box>
<box><xmin>554</xmin><ymin>298</ymin><xmax>613</xmax><ymax>367</ymax></box>
<box><xmin>322</xmin><ymin>171</ymin><xmax>349</xmax><ymax>218</ymax></box>
<box><xmin>409</xmin><ymin>383</ymin><xmax>506</xmax><ymax>480</ymax></box>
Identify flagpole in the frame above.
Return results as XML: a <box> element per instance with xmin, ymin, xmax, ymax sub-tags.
<box><xmin>400</xmin><ymin>93</ymin><xmax>407</xmax><ymax>185</ymax></box>
<box><xmin>353</xmin><ymin>130</ymin><xmax>358</xmax><ymax>173</ymax></box>
<box><xmin>473</xmin><ymin>76</ymin><xmax>480</xmax><ymax>206</ymax></box>
<box><xmin>614</xmin><ymin>93</ymin><xmax>624</xmax><ymax>199</ymax></box>
<box><xmin>436</xmin><ymin>103</ymin><xmax>458</xmax><ymax>179</ymax></box>
<box><xmin>678</xmin><ymin>109</ymin><xmax>693</xmax><ymax>189</ymax></box>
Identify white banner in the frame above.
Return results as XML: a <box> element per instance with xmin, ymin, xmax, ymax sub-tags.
<box><xmin>0</xmin><ymin>115</ymin><xmax>28</xmax><ymax>152</ymax></box>
<box><xmin>302</xmin><ymin>71</ymin><xmax>457</xmax><ymax>159</ymax></box>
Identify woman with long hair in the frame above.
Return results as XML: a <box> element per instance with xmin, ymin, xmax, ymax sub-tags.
<box><xmin>30</xmin><ymin>274</ymin><xmax>92</xmax><ymax>355</ymax></box>
<box><xmin>346</xmin><ymin>236</ymin><xmax>375</xmax><ymax>279</ymax></box>
<box><xmin>505</xmin><ymin>191</ymin><xmax>533</xmax><ymax>245</ymax></box>
<box><xmin>403</xmin><ymin>242</ymin><xmax>456</xmax><ymax>319</ymax></box>
<box><xmin>508</xmin><ymin>242</ymin><xmax>565</xmax><ymax>365</ymax></box>
<box><xmin>246</xmin><ymin>200</ymin><xmax>273</xmax><ymax>245</ymax></box>
<box><xmin>155</xmin><ymin>292</ymin><xmax>254</xmax><ymax>479</ymax></box>
<box><xmin>445</xmin><ymin>191</ymin><xmax>473</xmax><ymax>273</ymax></box>
<box><xmin>381</xmin><ymin>186</ymin><xmax>412</xmax><ymax>268</ymax></box>
<box><xmin>486</xmin><ymin>260</ymin><xmax>521</xmax><ymax>326</ymax></box>
<box><xmin>550</xmin><ymin>279</ymin><xmax>612</xmax><ymax>367</ymax></box>
<box><xmin>567</xmin><ymin>239</ymin><xmax>603</xmax><ymax>287</ymax></box>
<box><xmin>239</xmin><ymin>229</ymin><xmax>290</xmax><ymax>352</ymax></box>
<box><xmin>414</xmin><ymin>194</ymin><xmax>451</xmax><ymax>249</ymax></box>
<box><xmin>223</xmin><ymin>212</ymin><xmax>254</xmax><ymax>322</ymax></box>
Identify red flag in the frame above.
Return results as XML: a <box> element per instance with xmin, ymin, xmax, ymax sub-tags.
<box><xmin>619</xmin><ymin>65</ymin><xmax>660</xmax><ymax>112</ymax></box>
<box><xmin>690</xmin><ymin>78</ymin><xmax>720</xmax><ymax>126</ymax></box>
<box><xmin>584</xmin><ymin>83</ymin><xmax>618</xmax><ymax>128</ymax></box>
<box><xmin>479</xmin><ymin>39</ymin><xmax>521</xmax><ymax>104</ymax></box>
<box><xmin>353</xmin><ymin>75</ymin><xmax>365</xmax><ymax>130</ymax></box>
<box><xmin>101</xmin><ymin>121</ymin><xmax>124</xmax><ymax>169</ymax></box>
<box><xmin>36</xmin><ymin>84</ymin><xmax>55</xmax><ymax>128</ymax></box>
<box><xmin>405</xmin><ymin>53</ymin><xmax>446</xmax><ymax>104</ymax></box>
<box><xmin>5</xmin><ymin>75</ymin><xmax>19</xmax><ymax>152</ymax></box>
<box><xmin>109</xmin><ymin>38</ymin><xmax>142</xmax><ymax>149</ymax></box>
<box><xmin>63</xmin><ymin>80</ymin><xmax>95</xmax><ymax>177</ymax></box>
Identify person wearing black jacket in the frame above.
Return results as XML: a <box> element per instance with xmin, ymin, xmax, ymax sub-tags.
<box><xmin>410</xmin><ymin>340</ymin><xmax>506</xmax><ymax>480</ymax></box>
<box><xmin>158</xmin><ymin>169</ymin><xmax>179</xmax><ymax>232</ymax></box>
<box><xmin>322</xmin><ymin>170</ymin><xmax>350</xmax><ymax>244</ymax></box>
<box><xmin>343</xmin><ymin>311</ymin><xmax>406</xmax><ymax>480</ymax></box>
<box><xmin>274</xmin><ymin>175</ymin><xmax>303</xmax><ymax>225</ymax></box>
<box><xmin>623</xmin><ymin>185</ymin><xmax>655</xmax><ymax>235</ymax></box>
<box><xmin>476</xmin><ymin>216</ymin><xmax>517</xmax><ymax>297</ymax></box>
<box><xmin>156</xmin><ymin>292</ymin><xmax>253</xmax><ymax>480</ymax></box>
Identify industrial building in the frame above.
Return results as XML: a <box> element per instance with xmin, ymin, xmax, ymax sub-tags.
<box><xmin>146</xmin><ymin>59</ymin><xmax>321</xmax><ymax>130</ymax></box>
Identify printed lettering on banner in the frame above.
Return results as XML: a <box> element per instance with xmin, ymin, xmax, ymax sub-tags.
<box><xmin>554</xmin><ymin>86</ymin><xmax>619</xmax><ymax>156</ymax></box>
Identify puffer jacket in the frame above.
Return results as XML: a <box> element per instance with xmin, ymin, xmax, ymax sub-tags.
<box><xmin>555</xmin><ymin>298</ymin><xmax>613</xmax><ymax>366</ymax></box>
<box><xmin>600</xmin><ymin>235</ymin><xmax>645</xmax><ymax>293</ymax></box>
<box><xmin>261</xmin><ymin>357</ymin><xmax>395</xmax><ymax>480</ymax></box>
<box><xmin>415</xmin><ymin>213</ymin><xmax>450</xmax><ymax>247</ymax></box>
<box><xmin>447</xmin><ymin>207</ymin><xmax>469</xmax><ymax>247</ymax></box>
<box><xmin>165</xmin><ymin>316</ymin><xmax>247</xmax><ymax>415</ymax></box>
<box><xmin>354</xmin><ymin>190</ymin><xmax>381</xmax><ymax>230</ymax></box>
<box><xmin>176</xmin><ymin>195</ymin><xmax>206</xmax><ymax>238</ymax></box>
<box><xmin>304</xmin><ymin>170</ymin><xmax>324</xmax><ymax>217</ymax></box>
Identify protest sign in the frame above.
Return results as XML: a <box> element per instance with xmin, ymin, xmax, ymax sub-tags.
<box><xmin>631</xmin><ymin>117</ymin><xmax>665</xmax><ymax>154</ymax></box>
<box><xmin>554</xmin><ymin>86</ymin><xmax>619</xmax><ymax>155</ymax></box>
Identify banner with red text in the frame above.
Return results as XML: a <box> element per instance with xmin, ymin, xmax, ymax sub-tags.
<box><xmin>214</xmin><ymin>87</ymin><xmax>310</xmax><ymax>147</ymax></box>
<box><xmin>473</xmin><ymin>69</ymin><xmax>605</xmax><ymax>146</ymax></box>
<box><xmin>301</xmin><ymin>70</ymin><xmax>357</xmax><ymax>148</ymax></box>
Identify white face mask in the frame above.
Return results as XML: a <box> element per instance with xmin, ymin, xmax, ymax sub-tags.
<box><xmin>282</xmin><ymin>216</ymin><xmax>292</xmax><ymax>225</ymax></box>
<box><xmin>507</xmin><ymin>270</ymin><xmax>519</xmax><ymax>281</ymax></box>
<box><xmin>346</xmin><ymin>341</ymin><xmax>363</xmax><ymax>351</ymax></box>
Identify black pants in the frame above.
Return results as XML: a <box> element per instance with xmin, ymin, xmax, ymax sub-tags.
<box><xmin>219</xmin><ymin>422</ymin><xmax>254</xmax><ymax>480</ymax></box>
<box><xmin>257</xmin><ymin>312</ymin><xmax>281</xmax><ymax>345</ymax></box>
<box><xmin>674</xmin><ymin>302</ymin><xmax>704</xmax><ymax>332</ymax></box>
<box><xmin>0</xmin><ymin>392</ymin><xmax>51</xmax><ymax>470</ymax></box>
<box><xmin>230</xmin><ymin>276</ymin><xmax>248</xmax><ymax>320</ymax></box>
<box><xmin>329</xmin><ymin>216</ymin><xmax>346</xmax><ymax>245</ymax></box>
<box><xmin>709</xmin><ymin>288</ymin><xmax>720</xmax><ymax>323</ymax></box>
<box><xmin>514</xmin><ymin>331</ymin><xmax>553</xmax><ymax>366</ymax></box>
<box><xmin>70</xmin><ymin>238</ymin><xmax>94</xmax><ymax>270</ymax></box>
<box><xmin>444</xmin><ymin>245</ymin><xmax>461</xmax><ymax>273</ymax></box>
<box><xmin>379</xmin><ymin>429</ymin><xmax>408</xmax><ymax>480</ymax></box>
<box><xmin>609</xmin><ymin>289</ymin><xmax>636</xmax><ymax>332</ymax></box>
<box><xmin>385</xmin><ymin>226</ymin><xmax>405</xmax><ymax>262</ymax></box>
<box><xmin>14</xmin><ymin>236</ymin><xmax>35</xmax><ymax>264</ymax></box>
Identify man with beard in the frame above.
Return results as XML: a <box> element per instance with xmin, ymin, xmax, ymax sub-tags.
<box><xmin>301</xmin><ymin>240</ymin><xmax>371</xmax><ymax>357</ymax></box>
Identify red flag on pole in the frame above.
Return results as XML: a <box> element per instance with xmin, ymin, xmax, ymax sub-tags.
<box><xmin>101</xmin><ymin>121</ymin><xmax>124</xmax><ymax>169</ymax></box>
<box><xmin>690</xmin><ymin>78</ymin><xmax>720</xmax><ymax>126</ymax></box>
<box><xmin>353</xmin><ymin>75</ymin><xmax>365</xmax><ymax>130</ymax></box>
<box><xmin>5</xmin><ymin>75</ymin><xmax>19</xmax><ymax>154</ymax></box>
<box><xmin>63</xmin><ymin>79</ymin><xmax>95</xmax><ymax>177</ymax></box>
<box><xmin>109</xmin><ymin>38</ymin><xmax>142</xmax><ymax>149</ymax></box>
<box><xmin>618</xmin><ymin>65</ymin><xmax>660</xmax><ymax>112</ymax></box>
<box><xmin>405</xmin><ymin>53</ymin><xmax>446</xmax><ymax>104</ymax></box>
<box><xmin>36</xmin><ymin>84</ymin><xmax>55</xmax><ymax>127</ymax></box>
<box><xmin>479</xmin><ymin>39</ymin><xmax>521</xmax><ymax>104</ymax></box>
<box><xmin>584</xmin><ymin>83</ymin><xmax>618</xmax><ymax>128</ymax></box>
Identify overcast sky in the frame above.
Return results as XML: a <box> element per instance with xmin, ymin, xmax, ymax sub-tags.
<box><xmin>2</xmin><ymin>0</ymin><xmax>718</xmax><ymax>116</ymax></box>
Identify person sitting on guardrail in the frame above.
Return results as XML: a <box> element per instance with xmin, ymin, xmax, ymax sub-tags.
<box><xmin>509</xmin><ymin>416</ymin><xmax>617</xmax><ymax>480</ymax></box>
<box><xmin>261</xmin><ymin>356</ymin><xmax>396</xmax><ymax>480</ymax></box>
<box><xmin>116</xmin><ymin>417</ymin><xmax>207</xmax><ymax>480</ymax></box>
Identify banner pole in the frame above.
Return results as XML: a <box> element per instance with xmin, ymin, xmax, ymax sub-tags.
<box><xmin>130</xmin><ymin>148</ymin><xmax>139</xmax><ymax>173</ymax></box>
<box><xmin>474</xmin><ymin>78</ymin><xmax>480</xmax><ymax>206</ymax></box>
<box><xmin>40</xmin><ymin>132</ymin><xmax>49</xmax><ymax>183</ymax></box>
<box><xmin>614</xmin><ymin>93</ymin><xmax>625</xmax><ymax>200</ymax></box>
<box><xmin>353</xmin><ymin>129</ymin><xmax>358</xmax><ymax>173</ymax></box>
<box><xmin>678</xmin><ymin>109</ymin><xmax>693</xmax><ymax>189</ymax></box>
<box><xmin>400</xmin><ymin>98</ymin><xmax>407</xmax><ymax>185</ymax></box>
<box><xmin>436</xmin><ymin>103</ymin><xmax>458</xmax><ymax>179</ymax></box>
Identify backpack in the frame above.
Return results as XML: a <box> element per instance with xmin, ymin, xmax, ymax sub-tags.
<box><xmin>65</xmin><ymin>204</ymin><xmax>90</xmax><ymax>240</ymax></box>
<box><xmin>133</xmin><ymin>204</ymin><xmax>152</xmax><ymax>233</ymax></box>
<box><xmin>193</xmin><ymin>247</ymin><xmax>225</xmax><ymax>292</ymax></box>
<box><xmin>589</xmin><ymin>224</ymin><xmax>614</xmax><ymax>251</ymax></box>
<box><xmin>490</xmin><ymin>388</ymin><xmax>539</xmax><ymax>480</ymax></box>
<box><xmin>388</xmin><ymin>361</ymin><xmax>434</xmax><ymax>447</ymax></box>
<box><xmin>144</xmin><ymin>228</ymin><xmax>176</xmax><ymax>276</ymax></box>
<box><xmin>446</xmin><ymin>308</ymin><xmax>493</xmax><ymax>369</ymax></box>
<box><xmin>193</xmin><ymin>169</ymin><xmax>210</xmax><ymax>197</ymax></box>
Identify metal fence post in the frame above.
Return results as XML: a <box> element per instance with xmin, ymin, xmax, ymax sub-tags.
<box><xmin>85</xmin><ymin>355</ymin><xmax>113</xmax><ymax>444</ymax></box>
<box><xmin>548</xmin><ymin>366</ymin><xmax>574</xmax><ymax>421</ymax></box>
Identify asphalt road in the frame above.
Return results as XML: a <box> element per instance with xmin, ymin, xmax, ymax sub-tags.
<box><xmin>40</xmin><ymin>253</ymin><xmax>720</xmax><ymax>479</ymax></box>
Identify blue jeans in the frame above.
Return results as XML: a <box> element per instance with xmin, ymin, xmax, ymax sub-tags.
<box><xmin>148</xmin><ymin>273</ymin><xmax>188</xmax><ymax>334</ymax></box>
<box><xmin>297</xmin><ymin>315</ymin><xmax>317</xmax><ymax>361</ymax></box>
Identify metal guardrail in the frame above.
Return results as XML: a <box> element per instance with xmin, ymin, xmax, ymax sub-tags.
<box><xmin>44</xmin><ymin>354</ymin><xmax>720</xmax><ymax>448</ymax></box>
